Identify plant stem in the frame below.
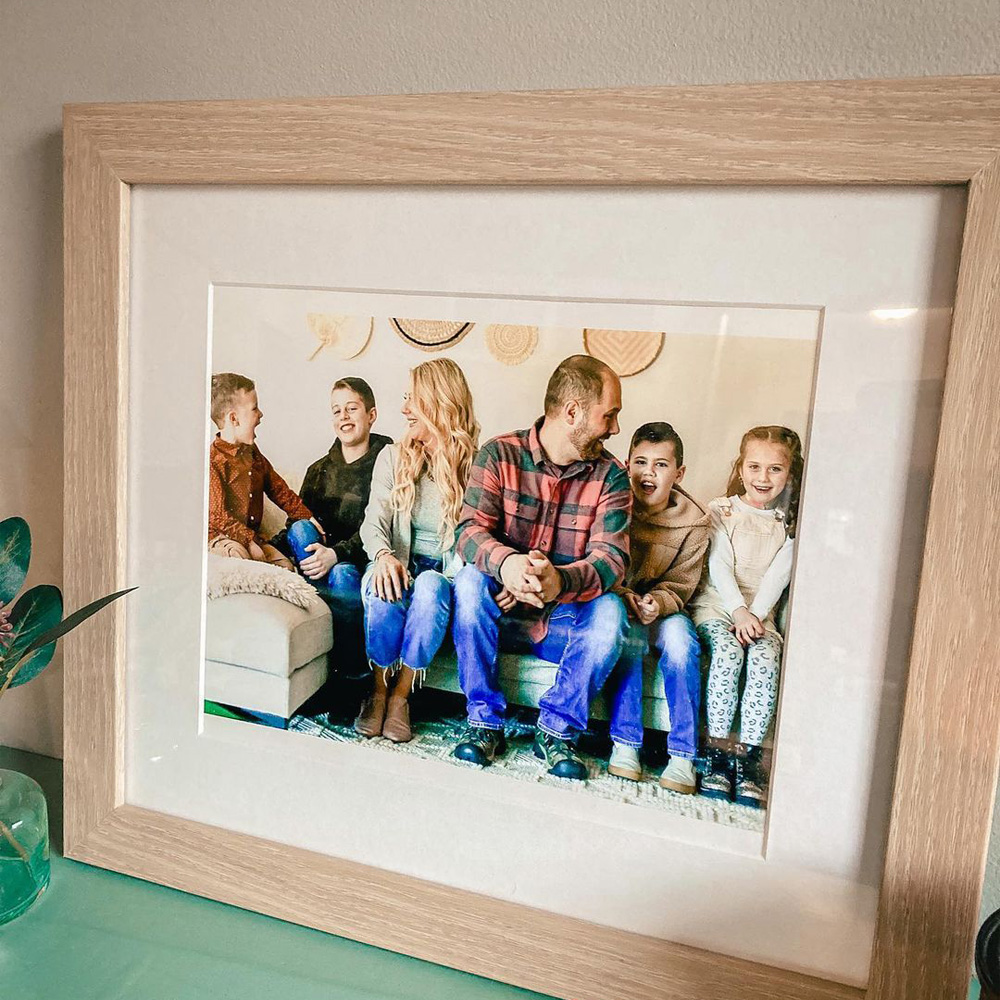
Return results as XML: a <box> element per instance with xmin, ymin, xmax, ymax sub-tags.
<box><xmin>0</xmin><ymin>658</ymin><xmax>25</xmax><ymax>705</ymax></box>
<box><xmin>0</xmin><ymin>818</ymin><xmax>32</xmax><ymax>868</ymax></box>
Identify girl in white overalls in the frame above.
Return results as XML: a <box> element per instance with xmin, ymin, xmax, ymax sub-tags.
<box><xmin>689</xmin><ymin>426</ymin><xmax>803</xmax><ymax>808</ymax></box>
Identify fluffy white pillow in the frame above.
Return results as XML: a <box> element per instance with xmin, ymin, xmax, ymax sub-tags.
<box><xmin>206</xmin><ymin>553</ymin><xmax>320</xmax><ymax>610</ymax></box>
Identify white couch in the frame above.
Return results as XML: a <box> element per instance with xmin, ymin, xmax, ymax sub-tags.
<box><xmin>204</xmin><ymin>593</ymin><xmax>675</xmax><ymax>732</ymax></box>
<box><xmin>204</xmin><ymin>591</ymin><xmax>333</xmax><ymax>726</ymax></box>
<box><xmin>202</xmin><ymin>546</ymin><xmax>677</xmax><ymax>732</ymax></box>
<box><xmin>424</xmin><ymin>650</ymin><xmax>671</xmax><ymax>730</ymax></box>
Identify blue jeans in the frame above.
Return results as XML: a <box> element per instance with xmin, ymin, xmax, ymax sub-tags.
<box><xmin>287</xmin><ymin>519</ymin><xmax>365</xmax><ymax>673</ymax></box>
<box><xmin>606</xmin><ymin>613</ymin><xmax>702</xmax><ymax>759</ymax></box>
<box><xmin>361</xmin><ymin>554</ymin><xmax>452</xmax><ymax>672</ymax></box>
<box><xmin>452</xmin><ymin>564</ymin><xmax>628</xmax><ymax>739</ymax></box>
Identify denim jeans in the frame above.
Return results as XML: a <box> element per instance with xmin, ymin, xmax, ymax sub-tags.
<box><xmin>287</xmin><ymin>519</ymin><xmax>365</xmax><ymax>674</ymax></box>
<box><xmin>452</xmin><ymin>564</ymin><xmax>628</xmax><ymax>739</ymax></box>
<box><xmin>606</xmin><ymin>612</ymin><xmax>702</xmax><ymax>759</ymax></box>
<box><xmin>361</xmin><ymin>553</ymin><xmax>452</xmax><ymax>672</ymax></box>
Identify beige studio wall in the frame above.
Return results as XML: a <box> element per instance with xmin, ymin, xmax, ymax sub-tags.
<box><xmin>4</xmin><ymin>5</ymin><xmax>1000</xmax><ymax>929</ymax></box>
<box><xmin>211</xmin><ymin>289</ymin><xmax>819</xmax><ymax>526</ymax></box>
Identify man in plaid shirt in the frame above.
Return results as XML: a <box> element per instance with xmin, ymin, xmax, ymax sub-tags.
<box><xmin>452</xmin><ymin>355</ymin><xmax>632</xmax><ymax>780</ymax></box>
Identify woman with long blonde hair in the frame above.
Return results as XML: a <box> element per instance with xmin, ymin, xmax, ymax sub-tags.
<box><xmin>357</xmin><ymin>358</ymin><xmax>480</xmax><ymax>742</ymax></box>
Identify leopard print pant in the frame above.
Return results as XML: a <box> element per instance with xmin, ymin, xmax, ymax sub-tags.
<box><xmin>698</xmin><ymin>618</ymin><xmax>782</xmax><ymax>746</ymax></box>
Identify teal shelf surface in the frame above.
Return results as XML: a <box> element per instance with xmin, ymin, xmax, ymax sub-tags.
<box><xmin>2</xmin><ymin>747</ymin><xmax>982</xmax><ymax>999</ymax></box>
<box><xmin>0</xmin><ymin>748</ymin><xmax>549</xmax><ymax>1000</ymax></box>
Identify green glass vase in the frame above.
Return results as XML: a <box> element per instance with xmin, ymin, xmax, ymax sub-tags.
<box><xmin>0</xmin><ymin>768</ymin><xmax>50</xmax><ymax>923</ymax></box>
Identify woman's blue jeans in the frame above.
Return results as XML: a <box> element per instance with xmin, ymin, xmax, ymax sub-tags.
<box><xmin>452</xmin><ymin>564</ymin><xmax>628</xmax><ymax>739</ymax></box>
<box><xmin>287</xmin><ymin>519</ymin><xmax>364</xmax><ymax>674</ymax></box>
<box><xmin>606</xmin><ymin>612</ymin><xmax>702</xmax><ymax>759</ymax></box>
<box><xmin>361</xmin><ymin>554</ymin><xmax>452</xmax><ymax>672</ymax></box>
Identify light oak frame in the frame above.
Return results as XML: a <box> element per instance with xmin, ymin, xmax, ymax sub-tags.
<box><xmin>63</xmin><ymin>77</ymin><xmax>1000</xmax><ymax>1000</ymax></box>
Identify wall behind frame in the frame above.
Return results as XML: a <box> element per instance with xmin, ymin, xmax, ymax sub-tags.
<box><xmin>5</xmin><ymin>0</ymin><xmax>1000</xmax><ymax>939</ymax></box>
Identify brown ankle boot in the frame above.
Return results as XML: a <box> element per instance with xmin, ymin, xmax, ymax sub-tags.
<box><xmin>382</xmin><ymin>665</ymin><xmax>416</xmax><ymax>743</ymax></box>
<box><xmin>353</xmin><ymin>667</ymin><xmax>388</xmax><ymax>737</ymax></box>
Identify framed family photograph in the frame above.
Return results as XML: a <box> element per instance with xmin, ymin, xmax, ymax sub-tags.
<box><xmin>63</xmin><ymin>78</ymin><xmax>1000</xmax><ymax>1000</ymax></box>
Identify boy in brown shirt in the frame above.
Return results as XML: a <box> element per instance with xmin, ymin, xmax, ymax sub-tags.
<box><xmin>604</xmin><ymin>422</ymin><xmax>710</xmax><ymax>793</ymax></box>
<box><xmin>208</xmin><ymin>373</ymin><xmax>318</xmax><ymax>571</ymax></box>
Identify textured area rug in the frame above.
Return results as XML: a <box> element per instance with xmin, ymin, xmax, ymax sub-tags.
<box><xmin>289</xmin><ymin>706</ymin><xmax>765</xmax><ymax>832</ymax></box>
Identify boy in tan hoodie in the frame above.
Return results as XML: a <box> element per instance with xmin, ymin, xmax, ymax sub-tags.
<box><xmin>604</xmin><ymin>422</ymin><xmax>711</xmax><ymax>792</ymax></box>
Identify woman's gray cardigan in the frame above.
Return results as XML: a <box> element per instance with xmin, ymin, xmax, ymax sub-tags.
<box><xmin>359</xmin><ymin>444</ymin><xmax>462</xmax><ymax>580</ymax></box>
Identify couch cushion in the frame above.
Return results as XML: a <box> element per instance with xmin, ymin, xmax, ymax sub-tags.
<box><xmin>428</xmin><ymin>648</ymin><xmax>667</xmax><ymax>699</ymax></box>
<box><xmin>205</xmin><ymin>592</ymin><xmax>333</xmax><ymax>677</ymax></box>
<box><xmin>425</xmin><ymin>649</ymin><xmax>671</xmax><ymax>731</ymax></box>
<box><xmin>205</xmin><ymin>652</ymin><xmax>328</xmax><ymax>717</ymax></box>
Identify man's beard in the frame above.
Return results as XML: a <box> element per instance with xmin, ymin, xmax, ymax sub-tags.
<box><xmin>570</xmin><ymin>425</ymin><xmax>604</xmax><ymax>460</ymax></box>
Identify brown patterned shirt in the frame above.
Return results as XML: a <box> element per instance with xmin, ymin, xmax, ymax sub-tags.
<box><xmin>208</xmin><ymin>437</ymin><xmax>312</xmax><ymax>549</ymax></box>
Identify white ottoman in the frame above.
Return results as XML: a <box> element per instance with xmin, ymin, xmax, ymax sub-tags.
<box><xmin>204</xmin><ymin>591</ymin><xmax>334</xmax><ymax>726</ymax></box>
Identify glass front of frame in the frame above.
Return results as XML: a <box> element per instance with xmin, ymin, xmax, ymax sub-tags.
<box><xmin>125</xmin><ymin>185</ymin><xmax>963</xmax><ymax>986</ymax></box>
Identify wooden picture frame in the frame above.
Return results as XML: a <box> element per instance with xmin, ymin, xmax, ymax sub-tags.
<box><xmin>62</xmin><ymin>77</ymin><xmax>1000</xmax><ymax>1000</ymax></box>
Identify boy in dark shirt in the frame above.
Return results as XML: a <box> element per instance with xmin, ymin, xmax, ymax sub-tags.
<box><xmin>277</xmin><ymin>377</ymin><xmax>391</xmax><ymax>678</ymax></box>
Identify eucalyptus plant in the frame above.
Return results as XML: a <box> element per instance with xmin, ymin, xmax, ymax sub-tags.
<box><xmin>0</xmin><ymin>515</ymin><xmax>134</xmax><ymax>864</ymax></box>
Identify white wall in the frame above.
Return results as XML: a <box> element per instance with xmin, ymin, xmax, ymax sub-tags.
<box><xmin>4</xmin><ymin>0</ymin><xmax>1000</xmax><ymax>924</ymax></box>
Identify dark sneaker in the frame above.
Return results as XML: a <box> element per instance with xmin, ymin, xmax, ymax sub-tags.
<box><xmin>700</xmin><ymin>747</ymin><xmax>733</xmax><ymax>801</ymax></box>
<box><xmin>453</xmin><ymin>726</ymin><xmax>507</xmax><ymax>766</ymax></box>
<box><xmin>533</xmin><ymin>731</ymin><xmax>588</xmax><ymax>780</ymax></box>
<box><xmin>734</xmin><ymin>745</ymin><xmax>767</xmax><ymax>809</ymax></box>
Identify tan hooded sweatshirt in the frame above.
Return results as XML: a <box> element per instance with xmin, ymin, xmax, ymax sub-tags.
<box><xmin>616</xmin><ymin>484</ymin><xmax>711</xmax><ymax>618</ymax></box>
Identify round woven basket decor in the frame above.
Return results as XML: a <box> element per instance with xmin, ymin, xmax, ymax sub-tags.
<box><xmin>306</xmin><ymin>314</ymin><xmax>373</xmax><ymax>361</ymax></box>
<box><xmin>390</xmin><ymin>318</ymin><xmax>474</xmax><ymax>352</ymax></box>
<box><xmin>583</xmin><ymin>327</ymin><xmax>665</xmax><ymax>377</ymax></box>
<box><xmin>484</xmin><ymin>324</ymin><xmax>539</xmax><ymax>365</ymax></box>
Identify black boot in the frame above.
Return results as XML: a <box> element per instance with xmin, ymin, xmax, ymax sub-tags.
<box><xmin>700</xmin><ymin>746</ymin><xmax>733</xmax><ymax>801</ymax></box>
<box><xmin>733</xmin><ymin>743</ymin><xmax>767</xmax><ymax>809</ymax></box>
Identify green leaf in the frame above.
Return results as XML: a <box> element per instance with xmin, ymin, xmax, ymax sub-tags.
<box><xmin>7</xmin><ymin>643</ymin><xmax>59</xmax><ymax>689</ymax></box>
<box><xmin>0</xmin><ymin>585</ymin><xmax>62</xmax><ymax>687</ymax></box>
<box><xmin>8</xmin><ymin>587</ymin><xmax>136</xmax><ymax>688</ymax></box>
<box><xmin>0</xmin><ymin>517</ymin><xmax>31</xmax><ymax>605</ymax></box>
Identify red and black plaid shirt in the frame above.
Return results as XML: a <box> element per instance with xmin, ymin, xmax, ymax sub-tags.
<box><xmin>208</xmin><ymin>437</ymin><xmax>312</xmax><ymax>549</ymax></box>
<box><xmin>456</xmin><ymin>418</ymin><xmax>631</xmax><ymax>640</ymax></box>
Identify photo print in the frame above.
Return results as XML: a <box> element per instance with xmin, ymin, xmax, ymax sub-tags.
<box><xmin>204</xmin><ymin>285</ymin><xmax>820</xmax><ymax>833</ymax></box>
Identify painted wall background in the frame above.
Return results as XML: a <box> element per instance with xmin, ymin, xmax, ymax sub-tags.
<box><xmin>4</xmin><ymin>0</ymin><xmax>1000</xmax><ymax>947</ymax></box>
